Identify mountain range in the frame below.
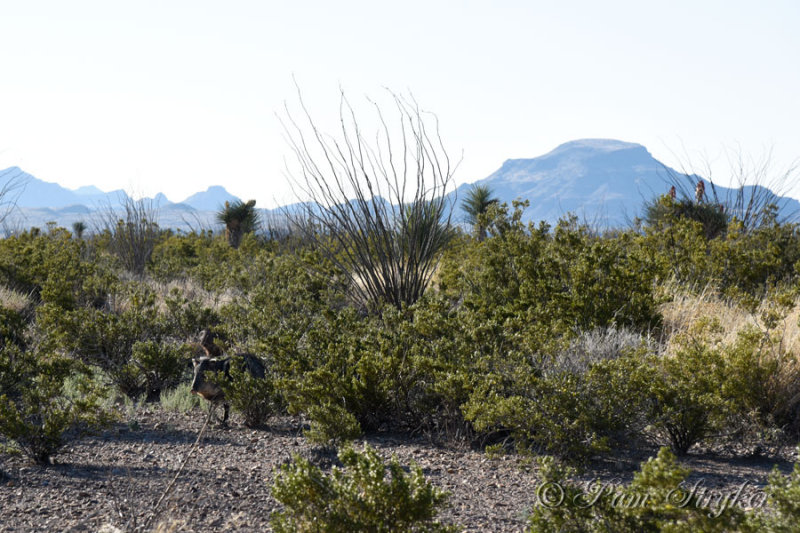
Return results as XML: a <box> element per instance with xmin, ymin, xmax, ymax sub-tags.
<box><xmin>452</xmin><ymin>139</ymin><xmax>800</xmax><ymax>227</ymax></box>
<box><xmin>0</xmin><ymin>167</ymin><xmax>242</xmax><ymax>231</ymax></box>
<box><xmin>2</xmin><ymin>139</ymin><xmax>798</xmax><ymax>232</ymax></box>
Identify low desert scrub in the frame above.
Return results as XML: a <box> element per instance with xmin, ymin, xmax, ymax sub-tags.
<box><xmin>0</xmin><ymin>346</ymin><xmax>116</xmax><ymax>465</ymax></box>
<box><xmin>529</xmin><ymin>446</ymin><xmax>800</xmax><ymax>532</ymax></box>
<box><xmin>271</xmin><ymin>443</ymin><xmax>456</xmax><ymax>532</ymax></box>
<box><xmin>159</xmin><ymin>382</ymin><xmax>201</xmax><ymax>413</ymax></box>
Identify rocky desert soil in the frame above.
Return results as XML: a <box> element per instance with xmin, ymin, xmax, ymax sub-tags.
<box><xmin>0</xmin><ymin>407</ymin><xmax>795</xmax><ymax>532</ymax></box>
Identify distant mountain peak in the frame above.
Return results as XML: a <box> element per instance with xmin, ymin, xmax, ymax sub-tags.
<box><xmin>73</xmin><ymin>185</ymin><xmax>105</xmax><ymax>196</ymax></box>
<box><xmin>153</xmin><ymin>192</ymin><xmax>172</xmax><ymax>205</ymax></box>
<box><xmin>455</xmin><ymin>139</ymin><xmax>800</xmax><ymax>227</ymax></box>
<box><xmin>551</xmin><ymin>138</ymin><xmax>643</xmax><ymax>152</ymax></box>
<box><xmin>180</xmin><ymin>186</ymin><xmax>240</xmax><ymax>212</ymax></box>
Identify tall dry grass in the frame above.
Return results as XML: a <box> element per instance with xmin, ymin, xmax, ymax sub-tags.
<box><xmin>0</xmin><ymin>284</ymin><xmax>33</xmax><ymax>314</ymax></box>
<box><xmin>659</xmin><ymin>281</ymin><xmax>800</xmax><ymax>355</ymax></box>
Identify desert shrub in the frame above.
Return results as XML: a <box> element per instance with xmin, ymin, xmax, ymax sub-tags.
<box><xmin>638</xmin><ymin>320</ymin><xmax>731</xmax><ymax>455</ymax></box>
<box><xmin>746</xmin><ymin>450</ymin><xmax>800</xmax><ymax>532</ymax></box>
<box><xmin>641</xmin><ymin>195</ymin><xmax>800</xmax><ymax>297</ymax></box>
<box><xmin>148</xmin><ymin>230</ymin><xmax>271</xmax><ymax>293</ymax></box>
<box><xmin>718</xmin><ymin>320</ymin><xmax>800</xmax><ymax>439</ymax></box>
<box><xmin>221</xmin><ymin>360</ymin><xmax>282</xmax><ymax>429</ymax></box>
<box><xmin>302</xmin><ymin>402</ymin><xmax>362</xmax><ymax>447</ymax></box>
<box><xmin>0</xmin><ymin>307</ymin><xmax>26</xmax><ymax>349</ymax></box>
<box><xmin>461</xmin><ymin>329</ymin><xmax>652</xmax><ymax>459</ymax></box>
<box><xmin>97</xmin><ymin>197</ymin><xmax>162</xmax><ymax>277</ymax></box>
<box><xmin>527</xmin><ymin>447</ymin><xmax>745</xmax><ymax>532</ymax></box>
<box><xmin>439</xmin><ymin>204</ymin><xmax>660</xmax><ymax>340</ymax></box>
<box><xmin>584</xmin><ymin>310</ymin><xmax>800</xmax><ymax>456</ymax></box>
<box><xmin>387</xmin><ymin>297</ymin><xmax>476</xmax><ymax>441</ymax></box>
<box><xmin>433</xmin><ymin>205</ymin><xmax>668</xmax><ymax>458</ymax></box>
<box><xmin>217</xmin><ymin>248</ymin><xmax>339</xmax><ymax>346</ymax></box>
<box><xmin>279</xmin><ymin>308</ymin><xmax>372</xmax><ymax>443</ymax></box>
<box><xmin>279</xmin><ymin>300</ymin><xmax>475</xmax><ymax>446</ymax></box>
<box><xmin>0</xmin><ymin>227</ymin><xmax>113</xmax><ymax>310</ymax></box>
<box><xmin>271</xmin><ymin>443</ymin><xmax>455</xmax><ymax>532</ymax></box>
<box><xmin>129</xmin><ymin>341</ymin><xmax>186</xmax><ymax>402</ymax></box>
<box><xmin>36</xmin><ymin>284</ymin><xmax>171</xmax><ymax>399</ymax></box>
<box><xmin>709</xmin><ymin>220</ymin><xmax>800</xmax><ymax>298</ymax></box>
<box><xmin>645</xmin><ymin>194</ymin><xmax>729</xmax><ymax>240</ymax></box>
<box><xmin>642</xmin><ymin>358</ymin><xmax>724</xmax><ymax>455</ymax></box>
<box><xmin>148</xmin><ymin>231</ymin><xmax>222</xmax><ymax>284</ymax></box>
<box><xmin>463</xmin><ymin>366</ymin><xmax>615</xmax><ymax>460</ymax></box>
<box><xmin>159</xmin><ymin>382</ymin><xmax>201</xmax><ymax>413</ymax></box>
<box><xmin>162</xmin><ymin>288</ymin><xmax>220</xmax><ymax>341</ymax></box>
<box><xmin>0</xmin><ymin>345</ymin><xmax>116</xmax><ymax>465</ymax></box>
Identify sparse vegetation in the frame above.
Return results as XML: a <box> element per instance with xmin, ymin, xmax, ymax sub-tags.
<box><xmin>0</xmin><ymin>345</ymin><xmax>116</xmax><ymax>465</ymax></box>
<box><xmin>2</xmin><ymin>113</ymin><xmax>800</xmax><ymax>528</ymax></box>
<box><xmin>271</xmin><ymin>443</ymin><xmax>455</xmax><ymax>532</ymax></box>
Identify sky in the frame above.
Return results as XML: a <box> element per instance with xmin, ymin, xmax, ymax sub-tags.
<box><xmin>1</xmin><ymin>0</ymin><xmax>799</xmax><ymax>208</ymax></box>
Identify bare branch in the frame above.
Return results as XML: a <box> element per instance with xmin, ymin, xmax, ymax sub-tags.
<box><xmin>280</xmin><ymin>87</ymin><xmax>458</xmax><ymax>312</ymax></box>
<box><xmin>0</xmin><ymin>167</ymin><xmax>29</xmax><ymax>226</ymax></box>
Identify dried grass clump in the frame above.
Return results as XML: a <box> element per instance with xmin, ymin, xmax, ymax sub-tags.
<box><xmin>0</xmin><ymin>284</ymin><xmax>32</xmax><ymax>314</ymax></box>
<box><xmin>660</xmin><ymin>282</ymin><xmax>800</xmax><ymax>354</ymax></box>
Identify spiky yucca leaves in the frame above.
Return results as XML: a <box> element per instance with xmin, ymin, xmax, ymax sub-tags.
<box><xmin>218</xmin><ymin>200</ymin><xmax>259</xmax><ymax>248</ymax></box>
<box><xmin>645</xmin><ymin>194</ymin><xmax>729</xmax><ymax>239</ymax></box>
<box><xmin>460</xmin><ymin>184</ymin><xmax>498</xmax><ymax>241</ymax></box>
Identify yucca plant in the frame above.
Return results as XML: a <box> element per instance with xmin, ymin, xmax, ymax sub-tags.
<box><xmin>71</xmin><ymin>221</ymin><xmax>87</xmax><ymax>239</ymax></box>
<box><xmin>217</xmin><ymin>199</ymin><xmax>259</xmax><ymax>248</ymax></box>
<box><xmin>460</xmin><ymin>184</ymin><xmax>497</xmax><ymax>241</ymax></box>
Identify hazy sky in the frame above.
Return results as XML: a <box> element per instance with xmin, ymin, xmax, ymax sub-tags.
<box><xmin>2</xmin><ymin>0</ymin><xmax>799</xmax><ymax>207</ymax></box>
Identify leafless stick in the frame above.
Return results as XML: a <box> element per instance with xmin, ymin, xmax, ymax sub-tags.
<box><xmin>140</xmin><ymin>408</ymin><xmax>213</xmax><ymax>532</ymax></box>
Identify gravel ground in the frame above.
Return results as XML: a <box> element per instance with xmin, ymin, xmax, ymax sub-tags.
<box><xmin>0</xmin><ymin>407</ymin><xmax>794</xmax><ymax>532</ymax></box>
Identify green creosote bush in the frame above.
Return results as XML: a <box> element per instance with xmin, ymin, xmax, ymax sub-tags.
<box><xmin>584</xmin><ymin>321</ymin><xmax>731</xmax><ymax>456</ymax></box>
<box><xmin>129</xmin><ymin>340</ymin><xmax>186</xmax><ymax>402</ymax></box>
<box><xmin>641</xmin><ymin>195</ymin><xmax>800</xmax><ymax>298</ymax></box>
<box><xmin>162</xmin><ymin>288</ymin><xmax>221</xmax><ymax>341</ymax></box>
<box><xmin>220</xmin><ymin>360</ymin><xmax>282</xmax><ymax>429</ymax></box>
<box><xmin>279</xmin><ymin>301</ymin><xmax>474</xmax><ymax>447</ymax></box>
<box><xmin>527</xmin><ymin>447</ymin><xmax>745</xmax><ymax>532</ymax></box>
<box><xmin>642</xmin><ymin>328</ymin><xmax>729</xmax><ymax>456</ymax></box>
<box><xmin>463</xmin><ymin>367</ymin><xmax>613</xmax><ymax>461</ymax></box>
<box><xmin>0</xmin><ymin>227</ymin><xmax>113</xmax><ymax>311</ymax></box>
<box><xmin>36</xmin><ymin>284</ymin><xmax>175</xmax><ymax>400</ymax></box>
<box><xmin>0</xmin><ymin>307</ymin><xmax>26</xmax><ymax>350</ymax></box>
<box><xmin>271</xmin><ymin>443</ymin><xmax>456</xmax><ymax>532</ymax></box>
<box><xmin>747</xmin><ymin>448</ymin><xmax>800</xmax><ymax>532</ymax></box>
<box><xmin>645</xmin><ymin>313</ymin><xmax>800</xmax><ymax>455</ymax></box>
<box><xmin>0</xmin><ymin>346</ymin><xmax>116</xmax><ymax>465</ymax></box>
<box><xmin>302</xmin><ymin>402</ymin><xmax>362</xmax><ymax>447</ymax></box>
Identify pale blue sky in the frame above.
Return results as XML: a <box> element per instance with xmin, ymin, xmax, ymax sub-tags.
<box><xmin>1</xmin><ymin>0</ymin><xmax>799</xmax><ymax>207</ymax></box>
